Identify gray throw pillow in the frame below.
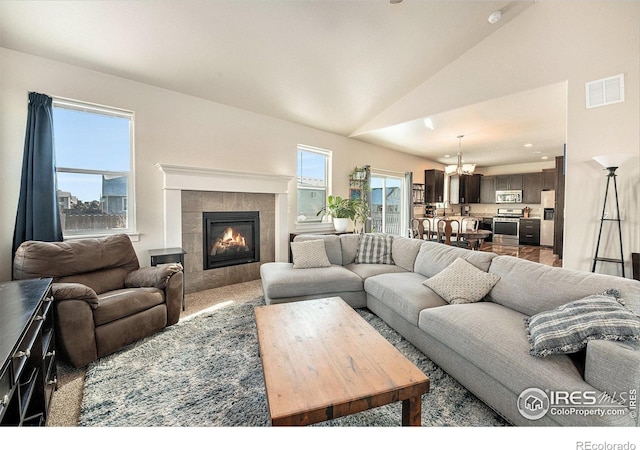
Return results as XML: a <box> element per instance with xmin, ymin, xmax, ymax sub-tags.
<box><xmin>423</xmin><ymin>257</ymin><xmax>500</xmax><ymax>304</ymax></box>
<box><xmin>524</xmin><ymin>292</ymin><xmax>640</xmax><ymax>357</ymax></box>
<box><xmin>290</xmin><ymin>239</ymin><xmax>331</xmax><ymax>269</ymax></box>
<box><xmin>355</xmin><ymin>233</ymin><xmax>393</xmax><ymax>264</ymax></box>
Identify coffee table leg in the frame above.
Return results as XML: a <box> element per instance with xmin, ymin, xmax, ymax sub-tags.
<box><xmin>401</xmin><ymin>396</ymin><xmax>422</xmax><ymax>426</ymax></box>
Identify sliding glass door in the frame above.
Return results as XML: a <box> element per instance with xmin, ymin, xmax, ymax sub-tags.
<box><xmin>370</xmin><ymin>174</ymin><xmax>406</xmax><ymax>236</ymax></box>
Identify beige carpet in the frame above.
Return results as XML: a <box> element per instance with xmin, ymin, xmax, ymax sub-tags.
<box><xmin>46</xmin><ymin>279</ymin><xmax>264</xmax><ymax>427</ymax></box>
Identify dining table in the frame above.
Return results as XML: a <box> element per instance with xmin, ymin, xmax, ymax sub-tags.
<box><xmin>456</xmin><ymin>229</ymin><xmax>492</xmax><ymax>250</ymax></box>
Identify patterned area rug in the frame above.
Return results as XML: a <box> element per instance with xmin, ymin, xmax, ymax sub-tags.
<box><xmin>79</xmin><ymin>297</ymin><xmax>509</xmax><ymax>427</ymax></box>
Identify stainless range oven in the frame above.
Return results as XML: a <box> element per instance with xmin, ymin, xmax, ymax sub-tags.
<box><xmin>492</xmin><ymin>208</ymin><xmax>523</xmax><ymax>245</ymax></box>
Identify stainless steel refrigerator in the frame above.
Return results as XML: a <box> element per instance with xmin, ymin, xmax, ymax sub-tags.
<box><xmin>540</xmin><ymin>190</ymin><xmax>555</xmax><ymax>246</ymax></box>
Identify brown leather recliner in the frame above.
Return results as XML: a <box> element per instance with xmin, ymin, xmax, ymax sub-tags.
<box><xmin>13</xmin><ymin>234</ymin><xmax>183</xmax><ymax>368</ymax></box>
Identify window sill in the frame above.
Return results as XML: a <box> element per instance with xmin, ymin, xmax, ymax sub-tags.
<box><xmin>294</xmin><ymin>222</ymin><xmax>337</xmax><ymax>234</ymax></box>
<box><xmin>63</xmin><ymin>231</ymin><xmax>140</xmax><ymax>242</ymax></box>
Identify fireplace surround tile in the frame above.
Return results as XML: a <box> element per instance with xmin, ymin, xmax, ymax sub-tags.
<box><xmin>181</xmin><ymin>190</ymin><xmax>275</xmax><ymax>293</ymax></box>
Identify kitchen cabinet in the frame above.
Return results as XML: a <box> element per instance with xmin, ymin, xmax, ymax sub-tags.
<box><xmin>450</xmin><ymin>174</ymin><xmax>482</xmax><ymax>204</ymax></box>
<box><xmin>480</xmin><ymin>176</ymin><xmax>496</xmax><ymax>204</ymax></box>
<box><xmin>542</xmin><ymin>169</ymin><xmax>556</xmax><ymax>190</ymax></box>
<box><xmin>495</xmin><ymin>174</ymin><xmax>523</xmax><ymax>191</ymax></box>
<box><xmin>522</xmin><ymin>172</ymin><xmax>543</xmax><ymax>204</ymax></box>
<box><xmin>424</xmin><ymin>169</ymin><xmax>444</xmax><ymax>203</ymax></box>
<box><xmin>519</xmin><ymin>218</ymin><xmax>541</xmax><ymax>246</ymax></box>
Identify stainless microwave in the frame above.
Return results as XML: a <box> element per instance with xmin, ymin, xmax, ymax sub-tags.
<box><xmin>495</xmin><ymin>190</ymin><xmax>522</xmax><ymax>204</ymax></box>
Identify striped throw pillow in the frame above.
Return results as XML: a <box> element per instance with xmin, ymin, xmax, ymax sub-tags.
<box><xmin>524</xmin><ymin>292</ymin><xmax>640</xmax><ymax>357</ymax></box>
<box><xmin>355</xmin><ymin>233</ymin><xmax>393</xmax><ymax>265</ymax></box>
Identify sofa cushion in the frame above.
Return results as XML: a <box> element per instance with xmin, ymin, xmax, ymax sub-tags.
<box><xmin>423</xmin><ymin>258</ymin><xmax>500</xmax><ymax>304</ymax></box>
<box><xmin>418</xmin><ymin>302</ymin><xmax>593</xmax><ymax>397</ymax></box>
<box><xmin>413</xmin><ymin>241</ymin><xmax>497</xmax><ymax>278</ymax></box>
<box><xmin>345</xmin><ymin>262</ymin><xmax>406</xmax><ymax>280</ymax></box>
<box><xmin>292</xmin><ymin>235</ymin><xmax>342</xmax><ymax>265</ymax></box>
<box><xmin>93</xmin><ymin>287</ymin><xmax>165</xmax><ymax>326</ymax></box>
<box><xmin>355</xmin><ymin>233</ymin><xmax>393</xmax><ymax>264</ymax></box>
<box><xmin>365</xmin><ymin>272</ymin><xmax>447</xmax><ymax>326</ymax></box>
<box><xmin>259</xmin><ymin>262</ymin><xmax>363</xmax><ymax>299</ymax></box>
<box><xmin>290</xmin><ymin>239</ymin><xmax>331</xmax><ymax>269</ymax></box>
<box><xmin>525</xmin><ymin>293</ymin><xmax>640</xmax><ymax>357</ymax></box>
<box><xmin>340</xmin><ymin>234</ymin><xmax>360</xmax><ymax>265</ymax></box>
<box><xmin>487</xmin><ymin>256</ymin><xmax>640</xmax><ymax>316</ymax></box>
<box><xmin>391</xmin><ymin>236</ymin><xmax>424</xmax><ymax>272</ymax></box>
<box><xmin>13</xmin><ymin>234</ymin><xmax>139</xmax><ymax>282</ymax></box>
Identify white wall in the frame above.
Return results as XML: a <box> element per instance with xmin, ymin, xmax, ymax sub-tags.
<box><xmin>356</xmin><ymin>1</ymin><xmax>640</xmax><ymax>276</ymax></box>
<box><xmin>0</xmin><ymin>49</ymin><xmax>436</xmax><ymax>281</ymax></box>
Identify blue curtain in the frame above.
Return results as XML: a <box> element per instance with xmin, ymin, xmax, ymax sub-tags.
<box><xmin>12</xmin><ymin>92</ymin><xmax>63</xmax><ymax>258</ymax></box>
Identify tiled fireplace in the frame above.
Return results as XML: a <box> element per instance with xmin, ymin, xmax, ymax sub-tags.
<box><xmin>156</xmin><ymin>164</ymin><xmax>292</xmax><ymax>293</ymax></box>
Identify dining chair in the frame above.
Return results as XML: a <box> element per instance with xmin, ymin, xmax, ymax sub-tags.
<box><xmin>459</xmin><ymin>217</ymin><xmax>480</xmax><ymax>248</ymax></box>
<box><xmin>436</xmin><ymin>218</ymin><xmax>460</xmax><ymax>246</ymax></box>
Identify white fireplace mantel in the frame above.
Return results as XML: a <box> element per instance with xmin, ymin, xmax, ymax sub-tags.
<box><xmin>156</xmin><ymin>163</ymin><xmax>293</xmax><ymax>262</ymax></box>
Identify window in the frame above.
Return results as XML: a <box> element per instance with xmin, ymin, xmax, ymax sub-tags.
<box><xmin>371</xmin><ymin>173</ymin><xmax>406</xmax><ymax>235</ymax></box>
<box><xmin>296</xmin><ymin>145</ymin><xmax>331</xmax><ymax>224</ymax></box>
<box><xmin>52</xmin><ymin>99</ymin><xmax>135</xmax><ymax>237</ymax></box>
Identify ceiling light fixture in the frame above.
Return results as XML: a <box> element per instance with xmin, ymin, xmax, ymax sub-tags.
<box><xmin>488</xmin><ymin>10</ymin><xmax>502</xmax><ymax>24</ymax></box>
<box><xmin>423</xmin><ymin>117</ymin><xmax>435</xmax><ymax>130</ymax></box>
<box><xmin>390</xmin><ymin>0</ymin><xmax>403</xmax><ymax>4</ymax></box>
<box><xmin>445</xmin><ymin>135</ymin><xmax>476</xmax><ymax>176</ymax></box>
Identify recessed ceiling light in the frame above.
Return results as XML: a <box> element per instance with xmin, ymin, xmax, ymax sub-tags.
<box><xmin>541</xmin><ymin>156</ymin><xmax>549</xmax><ymax>160</ymax></box>
<box><xmin>444</xmin><ymin>154</ymin><xmax>451</xmax><ymax>158</ymax></box>
<box><xmin>532</xmin><ymin>150</ymin><xmax>542</xmax><ymax>154</ymax></box>
<box><xmin>488</xmin><ymin>10</ymin><xmax>502</xmax><ymax>24</ymax></box>
<box><xmin>423</xmin><ymin>118</ymin><xmax>434</xmax><ymax>130</ymax></box>
<box><xmin>524</xmin><ymin>143</ymin><xmax>534</xmax><ymax>148</ymax></box>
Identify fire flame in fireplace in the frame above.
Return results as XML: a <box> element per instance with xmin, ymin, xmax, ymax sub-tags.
<box><xmin>211</xmin><ymin>227</ymin><xmax>249</xmax><ymax>256</ymax></box>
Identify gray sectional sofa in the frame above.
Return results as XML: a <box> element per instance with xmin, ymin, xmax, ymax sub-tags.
<box><xmin>260</xmin><ymin>233</ymin><xmax>640</xmax><ymax>427</ymax></box>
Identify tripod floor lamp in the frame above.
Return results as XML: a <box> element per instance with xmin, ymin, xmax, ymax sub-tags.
<box><xmin>591</xmin><ymin>154</ymin><xmax>634</xmax><ymax>277</ymax></box>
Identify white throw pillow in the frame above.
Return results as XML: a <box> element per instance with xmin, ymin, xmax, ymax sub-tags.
<box><xmin>423</xmin><ymin>257</ymin><xmax>500</xmax><ymax>304</ymax></box>
<box><xmin>290</xmin><ymin>239</ymin><xmax>332</xmax><ymax>269</ymax></box>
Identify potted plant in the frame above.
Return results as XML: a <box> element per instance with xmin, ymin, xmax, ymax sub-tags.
<box><xmin>352</xmin><ymin>198</ymin><xmax>371</xmax><ymax>234</ymax></box>
<box><xmin>317</xmin><ymin>195</ymin><xmax>355</xmax><ymax>232</ymax></box>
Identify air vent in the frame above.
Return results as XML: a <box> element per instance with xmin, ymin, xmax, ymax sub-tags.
<box><xmin>586</xmin><ymin>74</ymin><xmax>624</xmax><ymax>108</ymax></box>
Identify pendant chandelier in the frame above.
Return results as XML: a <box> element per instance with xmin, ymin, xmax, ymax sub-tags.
<box><xmin>445</xmin><ymin>135</ymin><xmax>476</xmax><ymax>176</ymax></box>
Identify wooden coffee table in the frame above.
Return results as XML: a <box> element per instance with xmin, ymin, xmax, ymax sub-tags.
<box><xmin>254</xmin><ymin>296</ymin><xmax>430</xmax><ymax>426</ymax></box>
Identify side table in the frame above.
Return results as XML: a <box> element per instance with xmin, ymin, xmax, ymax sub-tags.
<box><xmin>149</xmin><ymin>248</ymin><xmax>187</xmax><ymax>311</ymax></box>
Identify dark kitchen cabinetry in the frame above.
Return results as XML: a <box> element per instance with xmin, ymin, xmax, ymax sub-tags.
<box><xmin>542</xmin><ymin>168</ymin><xmax>556</xmax><ymax>190</ymax></box>
<box><xmin>1</xmin><ymin>278</ymin><xmax>56</xmax><ymax>426</ymax></box>
<box><xmin>495</xmin><ymin>174</ymin><xmax>523</xmax><ymax>191</ymax></box>
<box><xmin>519</xmin><ymin>219</ymin><xmax>541</xmax><ymax>246</ymax></box>
<box><xmin>450</xmin><ymin>174</ymin><xmax>482</xmax><ymax>204</ymax></box>
<box><xmin>522</xmin><ymin>172</ymin><xmax>543</xmax><ymax>204</ymax></box>
<box><xmin>424</xmin><ymin>169</ymin><xmax>444</xmax><ymax>203</ymax></box>
<box><xmin>480</xmin><ymin>176</ymin><xmax>496</xmax><ymax>204</ymax></box>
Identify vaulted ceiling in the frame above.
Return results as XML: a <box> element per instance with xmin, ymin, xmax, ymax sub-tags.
<box><xmin>0</xmin><ymin>0</ymin><xmax>566</xmax><ymax>168</ymax></box>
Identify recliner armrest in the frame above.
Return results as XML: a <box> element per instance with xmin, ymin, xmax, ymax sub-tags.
<box><xmin>51</xmin><ymin>282</ymin><xmax>99</xmax><ymax>309</ymax></box>
<box><xmin>124</xmin><ymin>263</ymin><xmax>183</xmax><ymax>289</ymax></box>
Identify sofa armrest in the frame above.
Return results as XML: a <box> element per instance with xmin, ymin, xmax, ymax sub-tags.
<box><xmin>124</xmin><ymin>263</ymin><xmax>183</xmax><ymax>289</ymax></box>
<box><xmin>53</xmin><ymin>296</ymin><xmax>98</xmax><ymax>368</ymax></box>
<box><xmin>164</xmin><ymin>271</ymin><xmax>183</xmax><ymax>327</ymax></box>
<box><xmin>585</xmin><ymin>339</ymin><xmax>640</xmax><ymax>424</ymax></box>
<box><xmin>51</xmin><ymin>282</ymin><xmax>99</xmax><ymax>309</ymax></box>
